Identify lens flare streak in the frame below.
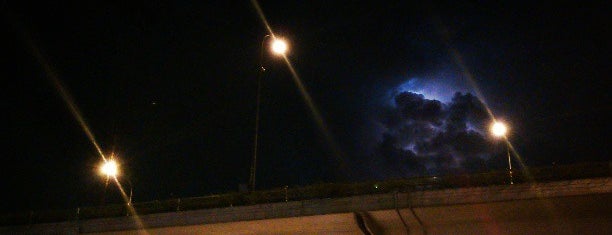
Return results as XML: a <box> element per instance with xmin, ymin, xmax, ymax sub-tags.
<box><xmin>114</xmin><ymin>177</ymin><xmax>149</xmax><ymax>234</ymax></box>
<box><xmin>431</xmin><ymin>13</ymin><xmax>551</xmax><ymax>216</ymax></box>
<box><xmin>250</xmin><ymin>0</ymin><xmax>350</xmax><ymax>174</ymax></box>
<box><xmin>25</xmin><ymin>37</ymin><xmax>107</xmax><ymax>161</ymax></box>
<box><xmin>22</xmin><ymin>30</ymin><xmax>150</xmax><ymax>232</ymax></box>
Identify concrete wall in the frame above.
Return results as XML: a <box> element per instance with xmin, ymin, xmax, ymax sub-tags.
<box><xmin>3</xmin><ymin>177</ymin><xmax>611</xmax><ymax>234</ymax></box>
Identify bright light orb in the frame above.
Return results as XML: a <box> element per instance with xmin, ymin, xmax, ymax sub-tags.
<box><xmin>100</xmin><ymin>160</ymin><xmax>119</xmax><ymax>177</ymax></box>
<box><xmin>491</xmin><ymin>121</ymin><xmax>508</xmax><ymax>137</ymax></box>
<box><xmin>271</xmin><ymin>39</ymin><xmax>288</xmax><ymax>55</ymax></box>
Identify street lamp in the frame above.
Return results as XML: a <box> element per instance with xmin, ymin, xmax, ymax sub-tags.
<box><xmin>250</xmin><ymin>35</ymin><xmax>288</xmax><ymax>192</ymax></box>
<box><xmin>100</xmin><ymin>159</ymin><xmax>119</xmax><ymax>177</ymax></box>
<box><xmin>271</xmin><ymin>38</ymin><xmax>288</xmax><ymax>55</ymax></box>
<box><xmin>490</xmin><ymin>121</ymin><xmax>513</xmax><ymax>184</ymax></box>
<box><xmin>99</xmin><ymin>158</ymin><xmax>133</xmax><ymax>206</ymax></box>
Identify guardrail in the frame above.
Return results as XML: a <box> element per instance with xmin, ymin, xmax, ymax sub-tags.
<box><xmin>1</xmin><ymin>161</ymin><xmax>609</xmax><ymax>226</ymax></box>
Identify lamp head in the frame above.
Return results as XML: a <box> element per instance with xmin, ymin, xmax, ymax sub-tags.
<box><xmin>100</xmin><ymin>159</ymin><xmax>119</xmax><ymax>177</ymax></box>
<box><xmin>271</xmin><ymin>38</ymin><xmax>288</xmax><ymax>55</ymax></box>
<box><xmin>491</xmin><ymin>121</ymin><xmax>508</xmax><ymax>137</ymax></box>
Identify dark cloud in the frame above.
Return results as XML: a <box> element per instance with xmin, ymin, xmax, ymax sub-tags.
<box><xmin>370</xmin><ymin>91</ymin><xmax>496</xmax><ymax>177</ymax></box>
<box><xmin>446</xmin><ymin>93</ymin><xmax>489</xmax><ymax>133</ymax></box>
<box><xmin>373</xmin><ymin>133</ymin><xmax>427</xmax><ymax>178</ymax></box>
<box><xmin>396</xmin><ymin>92</ymin><xmax>445</xmax><ymax>123</ymax></box>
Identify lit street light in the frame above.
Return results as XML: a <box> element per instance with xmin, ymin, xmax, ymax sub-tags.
<box><xmin>491</xmin><ymin>122</ymin><xmax>507</xmax><ymax>137</ymax></box>
<box><xmin>250</xmin><ymin>35</ymin><xmax>288</xmax><ymax>192</ymax></box>
<box><xmin>99</xmin><ymin>158</ymin><xmax>133</xmax><ymax>207</ymax></box>
<box><xmin>490</xmin><ymin>121</ymin><xmax>513</xmax><ymax>184</ymax></box>
<box><xmin>271</xmin><ymin>38</ymin><xmax>288</xmax><ymax>55</ymax></box>
<box><xmin>100</xmin><ymin>159</ymin><xmax>119</xmax><ymax>177</ymax></box>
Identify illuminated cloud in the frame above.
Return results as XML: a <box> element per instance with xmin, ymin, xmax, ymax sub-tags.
<box><xmin>370</xmin><ymin>78</ymin><xmax>495</xmax><ymax>177</ymax></box>
<box><xmin>389</xmin><ymin>76</ymin><xmax>474</xmax><ymax>104</ymax></box>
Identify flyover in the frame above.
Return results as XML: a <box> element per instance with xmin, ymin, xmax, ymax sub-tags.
<box><xmin>2</xmin><ymin>162</ymin><xmax>611</xmax><ymax>234</ymax></box>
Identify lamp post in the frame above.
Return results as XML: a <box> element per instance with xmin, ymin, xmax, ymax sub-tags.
<box><xmin>99</xmin><ymin>159</ymin><xmax>133</xmax><ymax>206</ymax></box>
<box><xmin>490</xmin><ymin>121</ymin><xmax>513</xmax><ymax>184</ymax></box>
<box><xmin>249</xmin><ymin>35</ymin><xmax>288</xmax><ymax>192</ymax></box>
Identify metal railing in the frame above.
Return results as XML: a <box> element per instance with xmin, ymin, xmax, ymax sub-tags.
<box><xmin>1</xmin><ymin>161</ymin><xmax>609</xmax><ymax>226</ymax></box>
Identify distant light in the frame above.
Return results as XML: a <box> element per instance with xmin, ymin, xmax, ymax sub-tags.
<box><xmin>271</xmin><ymin>39</ymin><xmax>288</xmax><ymax>55</ymax></box>
<box><xmin>100</xmin><ymin>160</ymin><xmax>119</xmax><ymax>177</ymax></box>
<box><xmin>491</xmin><ymin>121</ymin><xmax>508</xmax><ymax>137</ymax></box>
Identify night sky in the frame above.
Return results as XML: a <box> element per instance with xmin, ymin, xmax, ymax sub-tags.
<box><xmin>2</xmin><ymin>1</ymin><xmax>609</xmax><ymax>212</ymax></box>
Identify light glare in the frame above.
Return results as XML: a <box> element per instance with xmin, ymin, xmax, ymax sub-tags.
<box><xmin>100</xmin><ymin>160</ymin><xmax>118</xmax><ymax>177</ymax></box>
<box><xmin>491</xmin><ymin>122</ymin><xmax>508</xmax><ymax>137</ymax></box>
<box><xmin>271</xmin><ymin>39</ymin><xmax>288</xmax><ymax>55</ymax></box>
